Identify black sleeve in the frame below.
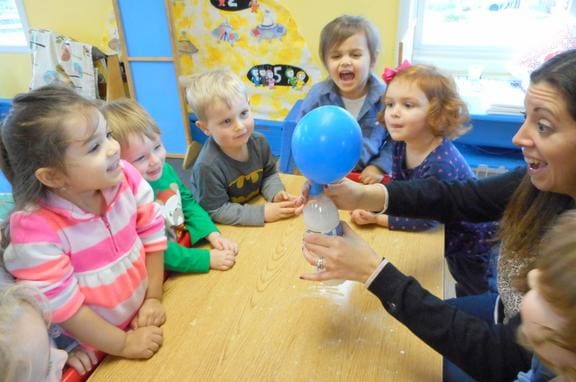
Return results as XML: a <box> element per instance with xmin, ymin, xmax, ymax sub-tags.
<box><xmin>368</xmin><ymin>263</ymin><xmax>532</xmax><ymax>382</ymax></box>
<box><xmin>386</xmin><ymin>166</ymin><xmax>526</xmax><ymax>223</ymax></box>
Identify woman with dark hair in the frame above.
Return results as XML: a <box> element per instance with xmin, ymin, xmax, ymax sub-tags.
<box><xmin>300</xmin><ymin>49</ymin><xmax>576</xmax><ymax>381</ymax></box>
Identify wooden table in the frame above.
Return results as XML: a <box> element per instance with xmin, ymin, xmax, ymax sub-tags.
<box><xmin>89</xmin><ymin>174</ymin><xmax>445</xmax><ymax>382</ymax></box>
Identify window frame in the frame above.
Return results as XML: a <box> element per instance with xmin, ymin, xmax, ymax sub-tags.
<box><xmin>0</xmin><ymin>0</ymin><xmax>30</xmax><ymax>53</ymax></box>
<box><xmin>398</xmin><ymin>0</ymin><xmax>576</xmax><ymax>76</ymax></box>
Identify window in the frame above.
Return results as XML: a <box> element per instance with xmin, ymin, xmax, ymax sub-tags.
<box><xmin>399</xmin><ymin>0</ymin><xmax>576</xmax><ymax>76</ymax></box>
<box><xmin>0</xmin><ymin>0</ymin><xmax>29</xmax><ymax>52</ymax></box>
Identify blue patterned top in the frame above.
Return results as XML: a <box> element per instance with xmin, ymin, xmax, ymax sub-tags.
<box><xmin>389</xmin><ymin>139</ymin><xmax>498</xmax><ymax>258</ymax></box>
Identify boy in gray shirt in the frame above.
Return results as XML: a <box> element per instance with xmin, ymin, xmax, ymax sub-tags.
<box><xmin>186</xmin><ymin>69</ymin><xmax>302</xmax><ymax>226</ymax></box>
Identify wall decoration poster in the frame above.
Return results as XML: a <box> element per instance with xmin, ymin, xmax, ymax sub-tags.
<box><xmin>172</xmin><ymin>0</ymin><xmax>321</xmax><ymax>120</ymax></box>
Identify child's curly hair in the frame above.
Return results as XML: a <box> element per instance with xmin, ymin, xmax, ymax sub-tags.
<box><xmin>378</xmin><ymin>64</ymin><xmax>470</xmax><ymax>139</ymax></box>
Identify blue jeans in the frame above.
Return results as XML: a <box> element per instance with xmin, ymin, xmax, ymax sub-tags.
<box><xmin>50</xmin><ymin>324</ymin><xmax>79</xmax><ymax>352</ymax></box>
<box><xmin>443</xmin><ymin>292</ymin><xmax>499</xmax><ymax>382</ymax></box>
<box><xmin>446</xmin><ymin>245</ymin><xmax>499</xmax><ymax>297</ymax></box>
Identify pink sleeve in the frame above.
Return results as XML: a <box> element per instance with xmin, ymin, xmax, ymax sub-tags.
<box><xmin>4</xmin><ymin>211</ymin><xmax>85</xmax><ymax>323</ymax></box>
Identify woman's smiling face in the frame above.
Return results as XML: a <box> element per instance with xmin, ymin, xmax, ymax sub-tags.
<box><xmin>512</xmin><ymin>81</ymin><xmax>576</xmax><ymax>198</ymax></box>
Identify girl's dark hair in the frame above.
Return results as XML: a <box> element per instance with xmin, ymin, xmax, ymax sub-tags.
<box><xmin>530</xmin><ymin>49</ymin><xmax>576</xmax><ymax>121</ymax></box>
<box><xmin>319</xmin><ymin>15</ymin><xmax>380</xmax><ymax>68</ymax></box>
<box><xmin>500</xmin><ymin>49</ymin><xmax>576</xmax><ymax>289</ymax></box>
<box><xmin>0</xmin><ymin>85</ymin><xmax>94</xmax><ymax>210</ymax></box>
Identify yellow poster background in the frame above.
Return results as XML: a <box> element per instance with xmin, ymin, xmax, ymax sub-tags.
<box><xmin>170</xmin><ymin>0</ymin><xmax>321</xmax><ymax>120</ymax></box>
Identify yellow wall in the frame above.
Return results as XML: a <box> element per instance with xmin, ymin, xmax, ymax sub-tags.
<box><xmin>1</xmin><ymin>54</ymin><xmax>31</xmax><ymax>96</ymax></box>
<box><xmin>284</xmin><ymin>0</ymin><xmax>399</xmax><ymax>75</ymax></box>
<box><xmin>0</xmin><ymin>0</ymin><xmax>113</xmax><ymax>98</ymax></box>
<box><xmin>0</xmin><ymin>0</ymin><xmax>398</xmax><ymax>99</ymax></box>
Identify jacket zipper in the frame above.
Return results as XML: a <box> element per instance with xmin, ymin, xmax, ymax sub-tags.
<box><xmin>102</xmin><ymin>215</ymin><xmax>119</xmax><ymax>253</ymax></box>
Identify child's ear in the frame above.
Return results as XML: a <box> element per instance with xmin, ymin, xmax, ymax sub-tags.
<box><xmin>195</xmin><ymin>120</ymin><xmax>211</xmax><ymax>136</ymax></box>
<box><xmin>34</xmin><ymin>167</ymin><xmax>66</xmax><ymax>189</ymax></box>
<box><xmin>370</xmin><ymin>52</ymin><xmax>379</xmax><ymax>69</ymax></box>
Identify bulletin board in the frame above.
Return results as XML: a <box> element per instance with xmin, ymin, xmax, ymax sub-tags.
<box><xmin>113</xmin><ymin>0</ymin><xmax>321</xmax><ymax>155</ymax></box>
<box><xmin>171</xmin><ymin>0</ymin><xmax>320</xmax><ymax>121</ymax></box>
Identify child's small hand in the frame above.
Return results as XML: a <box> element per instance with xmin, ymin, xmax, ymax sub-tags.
<box><xmin>66</xmin><ymin>347</ymin><xmax>99</xmax><ymax>376</ymax></box>
<box><xmin>273</xmin><ymin>191</ymin><xmax>304</xmax><ymax>215</ymax></box>
<box><xmin>121</xmin><ymin>326</ymin><xmax>163</xmax><ymax>359</ymax></box>
<box><xmin>350</xmin><ymin>209</ymin><xmax>389</xmax><ymax>227</ymax></box>
<box><xmin>272</xmin><ymin>190</ymin><xmax>292</xmax><ymax>202</ymax></box>
<box><xmin>210</xmin><ymin>249</ymin><xmax>237</xmax><ymax>270</ymax></box>
<box><xmin>350</xmin><ymin>209</ymin><xmax>378</xmax><ymax>225</ymax></box>
<box><xmin>264</xmin><ymin>200</ymin><xmax>299</xmax><ymax>222</ymax></box>
<box><xmin>131</xmin><ymin>298</ymin><xmax>166</xmax><ymax>329</ymax></box>
<box><xmin>207</xmin><ymin>232</ymin><xmax>239</xmax><ymax>254</ymax></box>
<box><xmin>359</xmin><ymin>165</ymin><xmax>385</xmax><ymax>184</ymax></box>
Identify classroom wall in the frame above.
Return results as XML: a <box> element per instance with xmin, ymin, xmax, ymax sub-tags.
<box><xmin>285</xmin><ymin>0</ymin><xmax>399</xmax><ymax>75</ymax></box>
<box><xmin>0</xmin><ymin>0</ymin><xmax>114</xmax><ymax>98</ymax></box>
<box><xmin>0</xmin><ymin>0</ymin><xmax>399</xmax><ymax>99</ymax></box>
<box><xmin>0</xmin><ymin>54</ymin><xmax>31</xmax><ymax>97</ymax></box>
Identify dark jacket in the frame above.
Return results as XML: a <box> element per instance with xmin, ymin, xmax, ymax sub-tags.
<box><xmin>368</xmin><ymin>262</ymin><xmax>532</xmax><ymax>381</ymax></box>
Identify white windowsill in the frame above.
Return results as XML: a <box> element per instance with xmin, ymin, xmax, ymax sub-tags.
<box><xmin>455</xmin><ymin>77</ymin><xmax>525</xmax><ymax>116</ymax></box>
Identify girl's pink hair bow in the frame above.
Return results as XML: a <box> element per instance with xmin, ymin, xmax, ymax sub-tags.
<box><xmin>381</xmin><ymin>60</ymin><xmax>411</xmax><ymax>84</ymax></box>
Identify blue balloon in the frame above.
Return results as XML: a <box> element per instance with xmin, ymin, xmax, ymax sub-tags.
<box><xmin>291</xmin><ymin>105</ymin><xmax>362</xmax><ymax>184</ymax></box>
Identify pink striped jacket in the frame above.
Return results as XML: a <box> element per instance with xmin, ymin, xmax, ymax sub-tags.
<box><xmin>4</xmin><ymin>161</ymin><xmax>166</xmax><ymax>327</ymax></box>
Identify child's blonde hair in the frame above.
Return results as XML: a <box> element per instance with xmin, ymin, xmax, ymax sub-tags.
<box><xmin>100</xmin><ymin>98</ymin><xmax>161</xmax><ymax>150</ymax></box>
<box><xmin>183</xmin><ymin>69</ymin><xmax>247</xmax><ymax>121</ymax></box>
<box><xmin>319</xmin><ymin>15</ymin><xmax>380</xmax><ymax>68</ymax></box>
<box><xmin>518</xmin><ymin>209</ymin><xmax>576</xmax><ymax>379</ymax></box>
<box><xmin>535</xmin><ymin>210</ymin><xmax>576</xmax><ymax>350</ymax></box>
<box><xmin>0</xmin><ymin>284</ymin><xmax>50</xmax><ymax>381</ymax></box>
<box><xmin>379</xmin><ymin>64</ymin><xmax>470</xmax><ymax>139</ymax></box>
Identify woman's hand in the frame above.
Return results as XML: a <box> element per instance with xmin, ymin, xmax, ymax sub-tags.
<box><xmin>300</xmin><ymin>222</ymin><xmax>382</xmax><ymax>283</ymax></box>
<box><xmin>323</xmin><ymin>178</ymin><xmax>387</xmax><ymax>212</ymax></box>
<box><xmin>299</xmin><ymin>178</ymin><xmax>366</xmax><ymax>210</ymax></box>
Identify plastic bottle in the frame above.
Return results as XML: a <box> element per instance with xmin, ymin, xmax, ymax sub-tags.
<box><xmin>303</xmin><ymin>182</ymin><xmax>344</xmax><ymax>285</ymax></box>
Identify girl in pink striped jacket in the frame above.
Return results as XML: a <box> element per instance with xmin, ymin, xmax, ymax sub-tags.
<box><xmin>0</xmin><ymin>85</ymin><xmax>167</xmax><ymax>365</ymax></box>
